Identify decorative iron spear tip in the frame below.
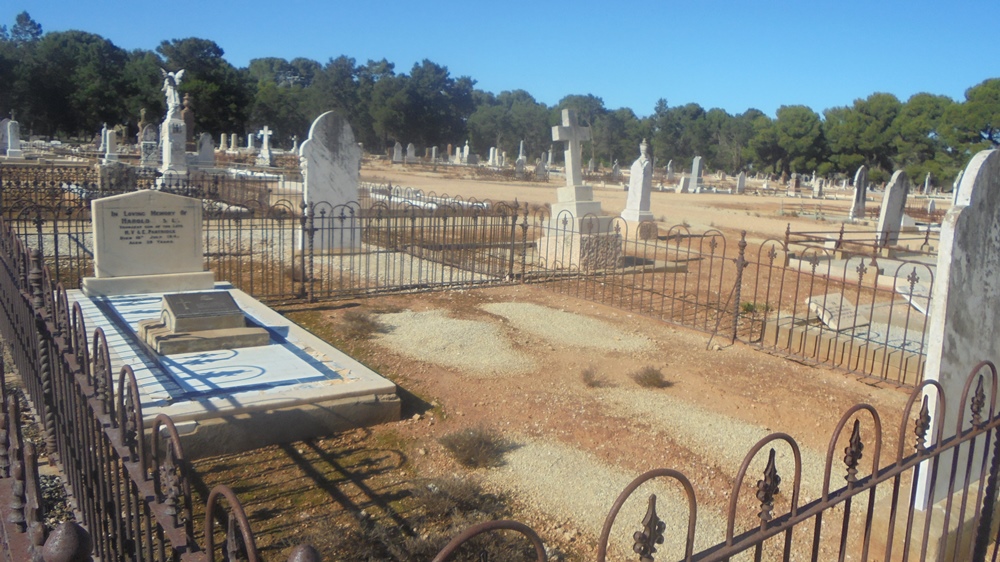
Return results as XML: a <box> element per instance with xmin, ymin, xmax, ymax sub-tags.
<box><xmin>844</xmin><ymin>418</ymin><xmax>864</xmax><ymax>484</ymax></box>
<box><xmin>915</xmin><ymin>395</ymin><xmax>931</xmax><ymax>453</ymax></box>
<box><xmin>855</xmin><ymin>260</ymin><xmax>868</xmax><ymax>278</ymax></box>
<box><xmin>907</xmin><ymin>268</ymin><xmax>920</xmax><ymax>289</ymax></box>
<box><xmin>972</xmin><ymin>375</ymin><xmax>986</xmax><ymax>428</ymax></box>
<box><xmin>632</xmin><ymin>494</ymin><xmax>666</xmax><ymax>561</ymax></box>
<box><xmin>756</xmin><ymin>448</ymin><xmax>781</xmax><ymax>524</ymax></box>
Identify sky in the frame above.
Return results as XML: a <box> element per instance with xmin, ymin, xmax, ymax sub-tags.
<box><xmin>5</xmin><ymin>0</ymin><xmax>999</xmax><ymax>118</ymax></box>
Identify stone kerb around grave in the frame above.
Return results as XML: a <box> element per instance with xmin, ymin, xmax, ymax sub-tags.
<box><xmin>918</xmin><ymin>148</ymin><xmax>1000</xmax><ymax>509</ymax></box>
<box><xmin>81</xmin><ymin>190</ymin><xmax>214</xmax><ymax>296</ymax></box>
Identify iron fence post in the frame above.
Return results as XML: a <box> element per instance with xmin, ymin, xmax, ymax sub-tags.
<box><xmin>731</xmin><ymin>231</ymin><xmax>747</xmax><ymax>344</ymax></box>
<box><xmin>972</xmin><ymin>427</ymin><xmax>1000</xmax><ymax>561</ymax></box>
<box><xmin>297</xmin><ymin>202</ymin><xmax>307</xmax><ymax>300</ymax></box>
<box><xmin>308</xmin><ymin>205</ymin><xmax>316</xmax><ymax>303</ymax></box>
<box><xmin>506</xmin><ymin>205</ymin><xmax>517</xmax><ymax>280</ymax></box>
<box><xmin>28</xmin><ymin>250</ymin><xmax>56</xmax><ymax>459</ymax></box>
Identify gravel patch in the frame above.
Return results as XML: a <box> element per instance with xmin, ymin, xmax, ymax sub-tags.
<box><xmin>480</xmin><ymin>302</ymin><xmax>654</xmax><ymax>352</ymax></box>
<box><xmin>376</xmin><ymin>309</ymin><xmax>535</xmax><ymax>376</ymax></box>
<box><xmin>597</xmin><ymin>388</ymin><xmax>886</xmax><ymax>507</ymax></box>
<box><xmin>486</xmin><ymin>439</ymin><xmax>726</xmax><ymax>558</ymax></box>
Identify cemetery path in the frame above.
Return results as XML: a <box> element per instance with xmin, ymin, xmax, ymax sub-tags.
<box><xmin>197</xmin><ymin>283</ymin><xmax>911</xmax><ymax>560</ymax></box>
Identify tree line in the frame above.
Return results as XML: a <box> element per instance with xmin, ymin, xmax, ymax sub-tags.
<box><xmin>1</xmin><ymin>11</ymin><xmax>998</xmax><ymax>185</ymax></box>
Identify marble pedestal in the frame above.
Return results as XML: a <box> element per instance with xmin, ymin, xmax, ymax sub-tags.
<box><xmin>541</xmin><ymin>184</ymin><xmax>621</xmax><ymax>270</ymax></box>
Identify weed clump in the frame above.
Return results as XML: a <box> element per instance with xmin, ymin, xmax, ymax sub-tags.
<box><xmin>439</xmin><ymin>427</ymin><xmax>510</xmax><ymax>468</ymax></box>
<box><xmin>630</xmin><ymin>366</ymin><xmax>672</xmax><ymax>388</ymax></box>
<box><xmin>581</xmin><ymin>366</ymin><xmax>607</xmax><ymax>388</ymax></box>
<box><xmin>342</xmin><ymin>310</ymin><xmax>388</xmax><ymax>339</ymax></box>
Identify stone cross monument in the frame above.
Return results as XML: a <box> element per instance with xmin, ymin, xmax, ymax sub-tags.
<box><xmin>540</xmin><ymin>109</ymin><xmax>619</xmax><ymax>269</ymax></box>
<box><xmin>256</xmin><ymin>126</ymin><xmax>274</xmax><ymax>166</ymax></box>
<box><xmin>553</xmin><ymin>109</ymin><xmax>590</xmax><ymax>189</ymax></box>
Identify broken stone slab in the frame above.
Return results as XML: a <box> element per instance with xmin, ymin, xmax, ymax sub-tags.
<box><xmin>806</xmin><ymin>293</ymin><xmax>871</xmax><ymax>331</ymax></box>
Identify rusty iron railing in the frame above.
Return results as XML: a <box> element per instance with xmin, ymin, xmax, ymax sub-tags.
<box><xmin>437</xmin><ymin>361</ymin><xmax>1000</xmax><ymax>561</ymax></box>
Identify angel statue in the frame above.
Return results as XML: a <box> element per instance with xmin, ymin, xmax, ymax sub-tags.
<box><xmin>161</xmin><ymin>68</ymin><xmax>185</xmax><ymax>121</ymax></box>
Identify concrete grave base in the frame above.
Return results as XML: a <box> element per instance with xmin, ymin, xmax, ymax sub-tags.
<box><xmin>762</xmin><ymin>315</ymin><xmax>925</xmax><ymax>385</ymax></box>
<box><xmin>81</xmin><ymin>271</ymin><xmax>215</xmax><ymax>297</ymax></box>
<box><xmin>868</xmin><ymin>478</ymin><xmax>1000</xmax><ymax>561</ymax></box>
<box><xmin>68</xmin><ymin>283</ymin><xmax>399</xmax><ymax>458</ymax></box>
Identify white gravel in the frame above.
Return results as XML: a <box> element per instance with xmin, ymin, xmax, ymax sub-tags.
<box><xmin>480</xmin><ymin>302</ymin><xmax>654</xmax><ymax>352</ymax></box>
<box><xmin>485</xmin><ymin>439</ymin><xmax>727</xmax><ymax>558</ymax></box>
<box><xmin>598</xmin><ymin>388</ymin><xmax>829</xmax><ymax>503</ymax></box>
<box><xmin>376</xmin><ymin>309</ymin><xmax>535</xmax><ymax>376</ymax></box>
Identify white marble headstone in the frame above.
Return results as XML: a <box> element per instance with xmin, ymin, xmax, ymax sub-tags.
<box><xmin>300</xmin><ymin>111</ymin><xmax>362</xmax><ymax>250</ymax></box>
<box><xmin>919</xmin><ymin>149</ymin><xmax>1000</xmax><ymax>508</ymax></box>
<box><xmin>876</xmin><ymin>170</ymin><xmax>909</xmax><ymax>246</ymax></box>
<box><xmin>849</xmin><ymin>165</ymin><xmax>868</xmax><ymax>220</ymax></box>
<box><xmin>621</xmin><ymin>140</ymin><xmax>654</xmax><ymax>222</ymax></box>
<box><xmin>82</xmin><ymin>191</ymin><xmax>213</xmax><ymax>296</ymax></box>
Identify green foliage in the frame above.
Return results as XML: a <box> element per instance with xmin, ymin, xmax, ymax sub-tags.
<box><xmin>774</xmin><ymin>105</ymin><xmax>826</xmax><ymax>174</ymax></box>
<box><xmin>0</xmin><ymin>9</ymin><xmax>997</xmax><ymax>184</ymax></box>
<box><xmin>157</xmin><ymin>37</ymin><xmax>252</xmax><ymax>137</ymax></box>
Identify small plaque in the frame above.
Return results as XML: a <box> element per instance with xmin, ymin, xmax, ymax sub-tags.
<box><xmin>164</xmin><ymin>291</ymin><xmax>241</xmax><ymax>318</ymax></box>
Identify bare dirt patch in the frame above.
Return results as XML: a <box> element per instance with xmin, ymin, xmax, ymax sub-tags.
<box><xmin>193</xmin><ymin>282</ymin><xmax>913</xmax><ymax>560</ymax></box>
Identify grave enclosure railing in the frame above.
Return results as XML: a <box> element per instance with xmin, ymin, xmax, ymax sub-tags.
<box><xmin>5</xmin><ymin>206</ymin><xmax>999</xmax><ymax>562</ymax></box>
<box><xmin>439</xmin><ymin>362</ymin><xmax>1000</xmax><ymax>561</ymax></box>
<box><xmin>2</xmin><ymin>166</ymin><xmax>937</xmax><ymax>387</ymax></box>
<box><xmin>0</xmin><ymin>215</ymin><xmax>334</xmax><ymax>561</ymax></box>
<box><xmin>3</xmin><ymin>164</ymin><xmax>994</xmax><ymax>561</ymax></box>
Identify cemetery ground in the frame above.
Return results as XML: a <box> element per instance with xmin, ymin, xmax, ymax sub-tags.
<box><xmin>188</xmin><ymin>282</ymin><xmax>910</xmax><ymax>560</ymax></box>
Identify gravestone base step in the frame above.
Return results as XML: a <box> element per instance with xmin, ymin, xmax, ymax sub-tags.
<box><xmin>82</xmin><ymin>271</ymin><xmax>215</xmax><ymax>297</ymax></box>
<box><xmin>137</xmin><ymin>321</ymin><xmax>270</xmax><ymax>355</ymax></box>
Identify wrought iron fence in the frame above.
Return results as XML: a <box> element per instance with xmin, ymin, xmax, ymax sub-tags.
<box><xmin>0</xmin><ymin>164</ymin><xmax>995</xmax><ymax>560</ymax></box>
<box><xmin>3</xmin><ymin>164</ymin><xmax>938</xmax><ymax>386</ymax></box>
<box><xmin>438</xmin><ymin>361</ymin><xmax>1000</xmax><ymax>561</ymax></box>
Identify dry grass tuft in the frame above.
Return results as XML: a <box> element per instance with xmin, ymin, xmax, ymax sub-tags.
<box><xmin>439</xmin><ymin>427</ymin><xmax>510</xmax><ymax>468</ymax></box>
<box><xmin>629</xmin><ymin>366</ymin><xmax>673</xmax><ymax>388</ymax></box>
<box><xmin>342</xmin><ymin>310</ymin><xmax>388</xmax><ymax>339</ymax></box>
<box><xmin>581</xmin><ymin>366</ymin><xmax>607</xmax><ymax>388</ymax></box>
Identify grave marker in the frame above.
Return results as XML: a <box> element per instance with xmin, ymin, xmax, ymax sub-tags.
<box><xmin>807</xmin><ymin>293</ymin><xmax>870</xmax><ymax>331</ymax></box>
<box><xmin>160</xmin><ymin>70</ymin><xmax>187</xmax><ymax>176</ymax></box>
<box><xmin>198</xmin><ymin>133</ymin><xmax>215</xmax><ymax>167</ymax></box>
<box><xmin>553</xmin><ymin>109</ymin><xmax>591</xmax><ymax>188</ymax></box>
<box><xmin>849</xmin><ymin>165</ymin><xmax>868</xmax><ymax>220</ymax></box>
<box><xmin>140</xmin><ymin>125</ymin><xmax>158</xmax><ymax>166</ymax></box>
<box><xmin>621</xmin><ymin>139</ymin><xmax>654</xmax><ymax>223</ymax></box>
<box><xmin>5</xmin><ymin>120</ymin><xmax>23</xmax><ymax>160</ymax></box>
<box><xmin>690</xmin><ymin>156</ymin><xmax>702</xmax><ymax>191</ymax></box>
<box><xmin>0</xmin><ymin>118</ymin><xmax>8</xmax><ymax>154</ymax></box>
<box><xmin>300</xmin><ymin>111</ymin><xmax>362</xmax><ymax>250</ymax></box>
<box><xmin>876</xmin><ymin>170</ymin><xmax>909</xmax><ymax>246</ymax></box>
<box><xmin>256</xmin><ymin>126</ymin><xmax>273</xmax><ymax>166</ymax></box>
<box><xmin>920</xmin><ymin>148</ymin><xmax>1000</xmax><ymax>509</ymax></box>
<box><xmin>81</xmin><ymin>190</ymin><xmax>213</xmax><ymax>296</ymax></box>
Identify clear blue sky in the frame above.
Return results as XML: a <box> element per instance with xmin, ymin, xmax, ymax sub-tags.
<box><xmin>5</xmin><ymin>0</ymin><xmax>999</xmax><ymax>118</ymax></box>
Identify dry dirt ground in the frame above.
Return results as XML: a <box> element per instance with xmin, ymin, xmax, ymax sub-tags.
<box><xmin>360</xmin><ymin>161</ymin><xmax>948</xmax><ymax>247</ymax></box>
<box><xmin>187</xmin><ymin>165</ymin><xmax>923</xmax><ymax>561</ymax></box>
